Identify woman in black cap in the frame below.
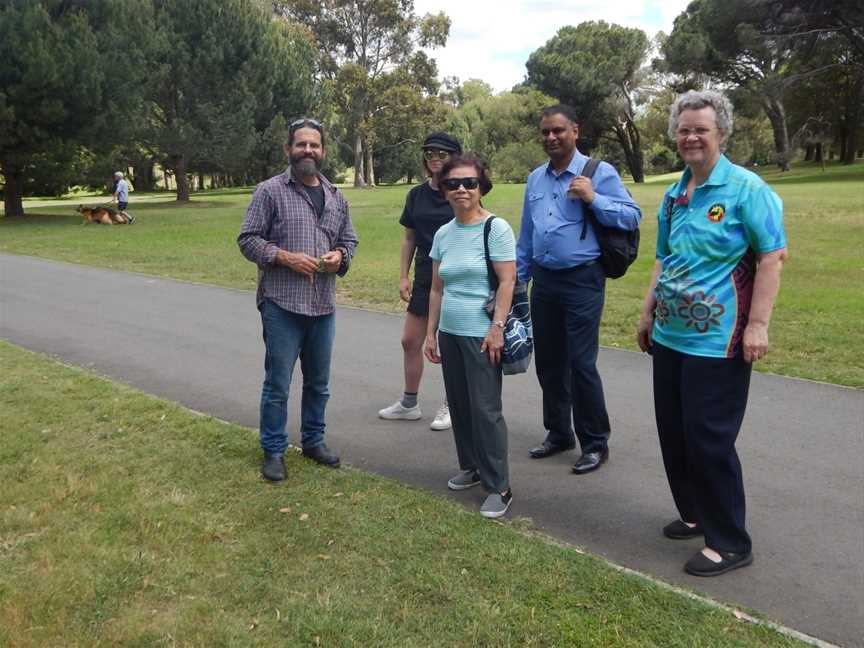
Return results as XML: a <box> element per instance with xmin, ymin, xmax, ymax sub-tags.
<box><xmin>378</xmin><ymin>132</ymin><xmax>462</xmax><ymax>430</ymax></box>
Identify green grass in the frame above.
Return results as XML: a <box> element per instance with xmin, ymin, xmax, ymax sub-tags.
<box><xmin>2</xmin><ymin>160</ymin><xmax>862</xmax><ymax>386</ymax></box>
<box><xmin>0</xmin><ymin>341</ymin><xmax>807</xmax><ymax>646</ymax></box>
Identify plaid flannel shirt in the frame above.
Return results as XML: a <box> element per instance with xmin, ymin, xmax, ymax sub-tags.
<box><xmin>238</xmin><ymin>169</ymin><xmax>358</xmax><ymax>316</ymax></box>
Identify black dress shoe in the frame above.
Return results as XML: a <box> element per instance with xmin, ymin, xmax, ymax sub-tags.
<box><xmin>529</xmin><ymin>440</ymin><xmax>575</xmax><ymax>459</ymax></box>
<box><xmin>302</xmin><ymin>444</ymin><xmax>341</xmax><ymax>468</ymax></box>
<box><xmin>684</xmin><ymin>549</ymin><xmax>753</xmax><ymax>577</ymax></box>
<box><xmin>261</xmin><ymin>452</ymin><xmax>286</xmax><ymax>482</ymax></box>
<box><xmin>571</xmin><ymin>448</ymin><xmax>609</xmax><ymax>474</ymax></box>
<box><xmin>663</xmin><ymin>519</ymin><xmax>704</xmax><ymax>540</ymax></box>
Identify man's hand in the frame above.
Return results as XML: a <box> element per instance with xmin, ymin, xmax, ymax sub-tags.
<box><xmin>567</xmin><ymin>176</ymin><xmax>595</xmax><ymax>203</ymax></box>
<box><xmin>742</xmin><ymin>321</ymin><xmax>769</xmax><ymax>363</ymax></box>
<box><xmin>320</xmin><ymin>249</ymin><xmax>343</xmax><ymax>273</ymax></box>
<box><xmin>275</xmin><ymin>250</ymin><xmax>318</xmax><ymax>276</ymax></box>
<box><xmin>399</xmin><ymin>277</ymin><xmax>412</xmax><ymax>302</ymax></box>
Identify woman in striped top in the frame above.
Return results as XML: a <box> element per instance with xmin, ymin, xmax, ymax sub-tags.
<box><xmin>424</xmin><ymin>154</ymin><xmax>517</xmax><ymax>519</ymax></box>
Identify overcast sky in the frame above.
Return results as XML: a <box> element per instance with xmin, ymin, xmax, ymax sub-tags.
<box><xmin>412</xmin><ymin>0</ymin><xmax>692</xmax><ymax>92</ymax></box>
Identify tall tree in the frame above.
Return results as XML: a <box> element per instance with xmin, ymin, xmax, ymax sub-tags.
<box><xmin>526</xmin><ymin>21</ymin><xmax>650</xmax><ymax>182</ymax></box>
<box><xmin>276</xmin><ymin>0</ymin><xmax>449</xmax><ymax>187</ymax></box>
<box><xmin>761</xmin><ymin>0</ymin><xmax>864</xmax><ymax>163</ymax></box>
<box><xmin>140</xmin><ymin>0</ymin><xmax>316</xmax><ymax>201</ymax></box>
<box><xmin>658</xmin><ymin>0</ymin><xmax>863</xmax><ymax>169</ymax></box>
<box><xmin>0</xmin><ymin>1</ymin><xmax>146</xmax><ymax>216</ymax></box>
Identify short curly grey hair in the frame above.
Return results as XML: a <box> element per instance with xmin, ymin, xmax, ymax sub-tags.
<box><xmin>668</xmin><ymin>90</ymin><xmax>734</xmax><ymax>145</ymax></box>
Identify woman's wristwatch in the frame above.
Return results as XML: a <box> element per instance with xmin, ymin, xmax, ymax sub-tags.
<box><xmin>492</xmin><ymin>320</ymin><xmax>505</xmax><ymax>329</ymax></box>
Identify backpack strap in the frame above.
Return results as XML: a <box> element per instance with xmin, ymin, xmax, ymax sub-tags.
<box><xmin>579</xmin><ymin>158</ymin><xmax>601</xmax><ymax>241</ymax></box>
<box><xmin>483</xmin><ymin>215</ymin><xmax>499</xmax><ymax>291</ymax></box>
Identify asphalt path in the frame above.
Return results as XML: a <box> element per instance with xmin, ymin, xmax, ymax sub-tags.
<box><xmin>2</xmin><ymin>253</ymin><xmax>862</xmax><ymax>647</ymax></box>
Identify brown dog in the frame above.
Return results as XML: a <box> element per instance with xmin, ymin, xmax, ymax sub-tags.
<box><xmin>77</xmin><ymin>205</ymin><xmax>132</xmax><ymax>225</ymax></box>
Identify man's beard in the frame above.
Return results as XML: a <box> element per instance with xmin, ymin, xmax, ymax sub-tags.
<box><xmin>291</xmin><ymin>154</ymin><xmax>321</xmax><ymax>177</ymax></box>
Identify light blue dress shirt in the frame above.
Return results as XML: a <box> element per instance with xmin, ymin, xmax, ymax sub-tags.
<box><xmin>516</xmin><ymin>150</ymin><xmax>641</xmax><ymax>282</ymax></box>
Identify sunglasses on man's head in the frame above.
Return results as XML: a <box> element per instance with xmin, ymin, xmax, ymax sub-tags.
<box><xmin>441</xmin><ymin>177</ymin><xmax>480</xmax><ymax>191</ymax></box>
<box><xmin>423</xmin><ymin>149</ymin><xmax>451</xmax><ymax>161</ymax></box>
<box><xmin>290</xmin><ymin>117</ymin><xmax>322</xmax><ymax>131</ymax></box>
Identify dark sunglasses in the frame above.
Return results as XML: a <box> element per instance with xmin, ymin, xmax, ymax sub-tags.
<box><xmin>290</xmin><ymin>117</ymin><xmax>322</xmax><ymax>132</ymax></box>
<box><xmin>442</xmin><ymin>177</ymin><xmax>480</xmax><ymax>191</ymax></box>
<box><xmin>423</xmin><ymin>149</ymin><xmax>451</xmax><ymax>161</ymax></box>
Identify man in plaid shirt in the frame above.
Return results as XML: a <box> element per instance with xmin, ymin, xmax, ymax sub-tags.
<box><xmin>238</xmin><ymin>118</ymin><xmax>358</xmax><ymax>482</ymax></box>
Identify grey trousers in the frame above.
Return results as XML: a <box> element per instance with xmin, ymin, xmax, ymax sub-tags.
<box><xmin>439</xmin><ymin>331</ymin><xmax>509</xmax><ymax>493</ymax></box>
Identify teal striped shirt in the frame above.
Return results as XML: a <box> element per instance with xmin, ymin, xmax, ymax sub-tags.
<box><xmin>430</xmin><ymin>215</ymin><xmax>516</xmax><ymax>337</ymax></box>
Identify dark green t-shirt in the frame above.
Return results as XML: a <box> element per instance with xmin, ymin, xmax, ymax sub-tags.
<box><xmin>303</xmin><ymin>182</ymin><xmax>325</xmax><ymax>218</ymax></box>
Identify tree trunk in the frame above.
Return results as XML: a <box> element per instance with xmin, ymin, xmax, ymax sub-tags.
<box><xmin>172</xmin><ymin>155</ymin><xmax>190</xmax><ymax>201</ymax></box>
<box><xmin>613</xmin><ymin>121</ymin><xmax>645</xmax><ymax>183</ymax></box>
<box><xmin>2</xmin><ymin>162</ymin><xmax>24</xmax><ymax>217</ymax></box>
<box><xmin>139</xmin><ymin>158</ymin><xmax>157</xmax><ymax>192</ymax></box>
<box><xmin>804</xmin><ymin>144</ymin><xmax>814</xmax><ymax>161</ymax></box>
<box><xmin>761</xmin><ymin>96</ymin><xmax>792</xmax><ymax>171</ymax></box>
<box><xmin>353</xmin><ymin>133</ymin><xmax>366</xmax><ymax>188</ymax></box>
<box><xmin>198</xmin><ymin>173</ymin><xmax>205</xmax><ymax>191</ymax></box>
<box><xmin>364</xmin><ymin>143</ymin><xmax>376</xmax><ymax>187</ymax></box>
<box><xmin>814</xmin><ymin>143</ymin><xmax>823</xmax><ymax>162</ymax></box>
<box><xmin>841</xmin><ymin>75</ymin><xmax>863</xmax><ymax>165</ymax></box>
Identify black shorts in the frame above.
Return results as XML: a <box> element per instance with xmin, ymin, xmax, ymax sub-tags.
<box><xmin>407</xmin><ymin>256</ymin><xmax>433</xmax><ymax>316</ymax></box>
<box><xmin>118</xmin><ymin>201</ymin><xmax>128</xmax><ymax>210</ymax></box>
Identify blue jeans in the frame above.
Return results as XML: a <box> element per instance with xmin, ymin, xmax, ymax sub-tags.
<box><xmin>259</xmin><ymin>299</ymin><xmax>335</xmax><ymax>453</ymax></box>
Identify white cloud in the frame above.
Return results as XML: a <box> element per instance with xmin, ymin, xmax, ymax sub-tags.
<box><xmin>413</xmin><ymin>0</ymin><xmax>691</xmax><ymax>92</ymax></box>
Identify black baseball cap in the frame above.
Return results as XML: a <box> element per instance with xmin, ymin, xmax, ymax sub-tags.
<box><xmin>422</xmin><ymin>132</ymin><xmax>462</xmax><ymax>153</ymax></box>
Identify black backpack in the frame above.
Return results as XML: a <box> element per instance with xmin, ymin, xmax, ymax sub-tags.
<box><xmin>579</xmin><ymin>158</ymin><xmax>640</xmax><ymax>279</ymax></box>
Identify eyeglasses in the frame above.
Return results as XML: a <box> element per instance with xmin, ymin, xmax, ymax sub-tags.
<box><xmin>423</xmin><ymin>149</ymin><xmax>451</xmax><ymax>161</ymax></box>
<box><xmin>290</xmin><ymin>117</ymin><xmax>322</xmax><ymax>132</ymax></box>
<box><xmin>441</xmin><ymin>177</ymin><xmax>480</xmax><ymax>191</ymax></box>
<box><xmin>676</xmin><ymin>127</ymin><xmax>714</xmax><ymax>139</ymax></box>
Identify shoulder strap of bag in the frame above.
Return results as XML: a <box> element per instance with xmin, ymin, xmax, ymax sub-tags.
<box><xmin>579</xmin><ymin>158</ymin><xmax>601</xmax><ymax>241</ymax></box>
<box><xmin>483</xmin><ymin>215</ymin><xmax>499</xmax><ymax>291</ymax></box>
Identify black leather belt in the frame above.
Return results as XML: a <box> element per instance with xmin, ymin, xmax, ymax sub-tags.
<box><xmin>539</xmin><ymin>259</ymin><xmax>599</xmax><ymax>273</ymax></box>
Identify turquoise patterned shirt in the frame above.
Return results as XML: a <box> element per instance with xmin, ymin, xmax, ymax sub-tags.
<box><xmin>652</xmin><ymin>155</ymin><xmax>787</xmax><ymax>358</ymax></box>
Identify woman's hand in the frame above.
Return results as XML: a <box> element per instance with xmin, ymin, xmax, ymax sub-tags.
<box><xmin>399</xmin><ymin>277</ymin><xmax>412</xmax><ymax>302</ymax></box>
<box><xmin>424</xmin><ymin>333</ymin><xmax>441</xmax><ymax>364</ymax></box>
<box><xmin>742</xmin><ymin>321</ymin><xmax>769</xmax><ymax>363</ymax></box>
<box><xmin>481</xmin><ymin>324</ymin><xmax>504</xmax><ymax>365</ymax></box>
<box><xmin>636</xmin><ymin>311</ymin><xmax>654</xmax><ymax>353</ymax></box>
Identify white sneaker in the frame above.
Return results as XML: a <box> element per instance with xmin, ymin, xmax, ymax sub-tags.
<box><xmin>378</xmin><ymin>400</ymin><xmax>422</xmax><ymax>420</ymax></box>
<box><xmin>430</xmin><ymin>403</ymin><xmax>451</xmax><ymax>430</ymax></box>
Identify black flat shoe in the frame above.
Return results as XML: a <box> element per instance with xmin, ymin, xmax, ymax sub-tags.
<box><xmin>685</xmin><ymin>550</ymin><xmax>753</xmax><ymax>577</ymax></box>
<box><xmin>571</xmin><ymin>448</ymin><xmax>609</xmax><ymax>474</ymax></box>
<box><xmin>261</xmin><ymin>452</ymin><xmax>286</xmax><ymax>482</ymax></box>
<box><xmin>529</xmin><ymin>440</ymin><xmax>575</xmax><ymax>459</ymax></box>
<box><xmin>302</xmin><ymin>444</ymin><xmax>341</xmax><ymax>468</ymax></box>
<box><xmin>663</xmin><ymin>519</ymin><xmax>704</xmax><ymax>540</ymax></box>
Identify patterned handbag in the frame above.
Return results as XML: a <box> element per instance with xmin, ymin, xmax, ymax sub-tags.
<box><xmin>482</xmin><ymin>216</ymin><xmax>533</xmax><ymax>375</ymax></box>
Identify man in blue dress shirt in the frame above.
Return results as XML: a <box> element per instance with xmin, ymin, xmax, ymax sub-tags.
<box><xmin>516</xmin><ymin>104</ymin><xmax>641</xmax><ymax>473</ymax></box>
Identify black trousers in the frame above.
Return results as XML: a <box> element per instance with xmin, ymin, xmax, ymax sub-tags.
<box><xmin>531</xmin><ymin>263</ymin><xmax>610</xmax><ymax>454</ymax></box>
<box><xmin>652</xmin><ymin>342</ymin><xmax>753</xmax><ymax>554</ymax></box>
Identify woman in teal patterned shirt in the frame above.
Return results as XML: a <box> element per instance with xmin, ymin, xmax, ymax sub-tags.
<box><xmin>637</xmin><ymin>90</ymin><xmax>788</xmax><ymax>577</ymax></box>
